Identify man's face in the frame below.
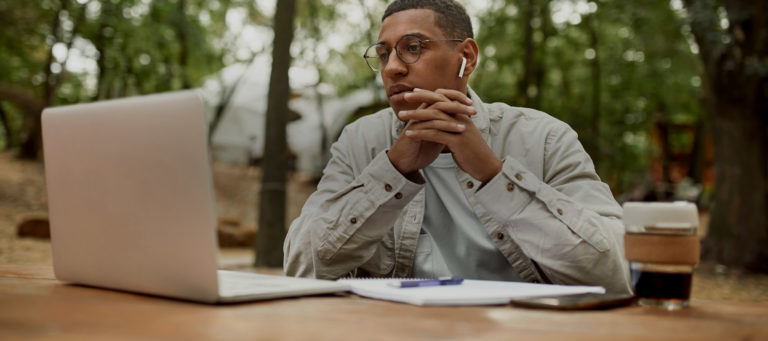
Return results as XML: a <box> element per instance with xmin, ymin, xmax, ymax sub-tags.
<box><xmin>377</xmin><ymin>9</ymin><xmax>464</xmax><ymax>115</ymax></box>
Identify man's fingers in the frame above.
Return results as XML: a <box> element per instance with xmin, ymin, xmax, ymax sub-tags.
<box><xmin>405</xmin><ymin>119</ymin><xmax>466</xmax><ymax>134</ymax></box>
<box><xmin>399</xmin><ymin>108</ymin><xmax>454</xmax><ymax>122</ymax></box>
<box><xmin>404</xmin><ymin>88</ymin><xmax>473</xmax><ymax>108</ymax></box>
<box><xmin>428</xmin><ymin>101</ymin><xmax>476</xmax><ymax>116</ymax></box>
<box><xmin>435</xmin><ymin>88</ymin><xmax>472</xmax><ymax>106</ymax></box>
<box><xmin>403</xmin><ymin>128</ymin><xmax>456</xmax><ymax>146</ymax></box>
<box><xmin>399</xmin><ymin>103</ymin><xmax>475</xmax><ymax>122</ymax></box>
<box><xmin>404</xmin><ymin>89</ymin><xmax>449</xmax><ymax>105</ymax></box>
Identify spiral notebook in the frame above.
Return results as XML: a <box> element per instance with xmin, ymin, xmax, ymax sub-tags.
<box><xmin>337</xmin><ymin>278</ymin><xmax>605</xmax><ymax>306</ymax></box>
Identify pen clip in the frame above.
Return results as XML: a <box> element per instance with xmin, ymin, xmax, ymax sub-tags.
<box><xmin>390</xmin><ymin>276</ymin><xmax>464</xmax><ymax>288</ymax></box>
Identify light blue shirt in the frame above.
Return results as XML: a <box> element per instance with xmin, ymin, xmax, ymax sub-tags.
<box><xmin>413</xmin><ymin>153</ymin><xmax>522</xmax><ymax>281</ymax></box>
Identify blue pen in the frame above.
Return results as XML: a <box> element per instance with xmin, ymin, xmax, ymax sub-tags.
<box><xmin>390</xmin><ymin>276</ymin><xmax>464</xmax><ymax>288</ymax></box>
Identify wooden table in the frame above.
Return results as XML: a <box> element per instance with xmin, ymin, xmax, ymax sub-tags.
<box><xmin>1</xmin><ymin>265</ymin><xmax>767</xmax><ymax>340</ymax></box>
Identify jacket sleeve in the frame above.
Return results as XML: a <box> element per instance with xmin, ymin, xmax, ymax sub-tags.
<box><xmin>283</xmin><ymin>124</ymin><xmax>422</xmax><ymax>279</ymax></box>
<box><xmin>474</xmin><ymin>123</ymin><xmax>632</xmax><ymax>294</ymax></box>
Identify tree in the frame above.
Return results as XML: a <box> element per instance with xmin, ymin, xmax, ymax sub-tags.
<box><xmin>470</xmin><ymin>1</ymin><xmax>706</xmax><ymax>194</ymax></box>
<box><xmin>256</xmin><ymin>0</ymin><xmax>297</xmax><ymax>267</ymax></box>
<box><xmin>583</xmin><ymin>12</ymin><xmax>601</xmax><ymax>166</ymax></box>
<box><xmin>0</xmin><ymin>0</ymin><xmax>87</xmax><ymax>159</ymax></box>
<box><xmin>683</xmin><ymin>0</ymin><xmax>768</xmax><ymax>272</ymax></box>
<box><xmin>0</xmin><ymin>0</ymin><xmax>239</xmax><ymax>159</ymax></box>
<box><xmin>0</xmin><ymin>103</ymin><xmax>12</xmax><ymax>149</ymax></box>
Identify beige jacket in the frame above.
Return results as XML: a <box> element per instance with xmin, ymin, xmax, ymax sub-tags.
<box><xmin>284</xmin><ymin>88</ymin><xmax>632</xmax><ymax>294</ymax></box>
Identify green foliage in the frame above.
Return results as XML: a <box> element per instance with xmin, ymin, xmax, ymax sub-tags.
<box><xmin>0</xmin><ymin>0</ymin><xmax>710</xmax><ymax>195</ymax></box>
<box><xmin>291</xmin><ymin>0</ymin><xmax>387</xmax><ymax>96</ymax></box>
<box><xmin>471</xmin><ymin>0</ymin><xmax>705</xmax><ymax>193</ymax></box>
<box><xmin>0</xmin><ymin>0</ymin><xmax>267</xmax><ymax>150</ymax></box>
<box><xmin>0</xmin><ymin>1</ymin><xmax>52</xmax><ymax>96</ymax></box>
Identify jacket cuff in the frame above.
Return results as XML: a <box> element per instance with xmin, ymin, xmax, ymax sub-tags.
<box><xmin>474</xmin><ymin>157</ymin><xmax>536</xmax><ymax>224</ymax></box>
<box><xmin>359</xmin><ymin>150</ymin><xmax>423</xmax><ymax>209</ymax></box>
<box><xmin>475</xmin><ymin>157</ymin><xmax>610</xmax><ymax>252</ymax></box>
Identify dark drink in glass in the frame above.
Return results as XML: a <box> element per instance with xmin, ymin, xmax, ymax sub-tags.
<box><xmin>631</xmin><ymin>268</ymin><xmax>693</xmax><ymax>308</ymax></box>
<box><xmin>622</xmin><ymin>202</ymin><xmax>700</xmax><ymax>310</ymax></box>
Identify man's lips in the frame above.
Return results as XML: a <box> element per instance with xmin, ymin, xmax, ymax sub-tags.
<box><xmin>389</xmin><ymin>92</ymin><xmax>411</xmax><ymax>104</ymax></box>
<box><xmin>387</xmin><ymin>85</ymin><xmax>414</xmax><ymax>99</ymax></box>
<box><xmin>388</xmin><ymin>86</ymin><xmax>414</xmax><ymax>107</ymax></box>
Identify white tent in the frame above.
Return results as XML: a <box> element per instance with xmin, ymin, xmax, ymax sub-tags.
<box><xmin>200</xmin><ymin>56</ymin><xmax>384</xmax><ymax>176</ymax></box>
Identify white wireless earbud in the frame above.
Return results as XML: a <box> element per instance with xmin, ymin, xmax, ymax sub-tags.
<box><xmin>458</xmin><ymin>57</ymin><xmax>467</xmax><ymax>78</ymax></box>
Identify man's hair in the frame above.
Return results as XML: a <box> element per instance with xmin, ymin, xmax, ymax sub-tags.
<box><xmin>382</xmin><ymin>0</ymin><xmax>474</xmax><ymax>40</ymax></box>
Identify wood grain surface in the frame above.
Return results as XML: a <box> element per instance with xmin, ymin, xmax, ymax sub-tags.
<box><xmin>1</xmin><ymin>265</ymin><xmax>766</xmax><ymax>340</ymax></box>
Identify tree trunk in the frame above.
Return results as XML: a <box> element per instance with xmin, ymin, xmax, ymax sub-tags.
<box><xmin>585</xmin><ymin>13</ymin><xmax>601</xmax><ymax>166</ymax></box>
<box><xmin>0</xmin><ymin>102</ymin><xmax>12</xmax><ymax>149</ymax></box>
<box><xmin>314</xmin><ymin>81</ymin><xmax>328</xmax><ymax>167</ymax></box>
<box><xmin>175</xmin><ymin>0</ymin><xmax>191</xmax><ymax>89</ymax></box>
<box><xmin>255</xmin><ymin>0</ymin><xmax>296</xmax><ymax>267</ymax></box>
<box><xmin>687</xmin><ymin>121</ymin><xmax>707</xmax><ymax>185</ymax></box>
<box><xmin>92</xmin><ymin>0</ymin><xmax>115</xmax><ymax>101</ymax></box>
<box><xmin>532</xmin><ymin>0</ymin><xmax>553</xmax><ymax>109</ymax></box>
<box><xmin>0</xmin><ymin>85</ymin><xmax>45</xmax><ymax>153</ymax></box>
<box><xmin>308</xmin><ymin>0</ymin><xmax>329</xmax><ymax>166</ymax></box>
<box><xmin>18</xmin><ymin>0</ymin><xmax>67</xmax><ymax>159</ymax></box>
<box><xmin>519</xmin><ymin>0</ymin><xmax>535</xmax><ymax>106</ymax></box>
<box><xmin>705</xmin><ymin>102</ymin><xmax>767</xmax><ymax>271</ymax></box>
<box><xmin>684</xmin><ymin>0</ymin><xmax>768</xmax><ymax>272</ymax></box>
<box><xmin>20</xmin><ymin>0</ymin><xmax>85</xmax><ymax>159</ymax></box>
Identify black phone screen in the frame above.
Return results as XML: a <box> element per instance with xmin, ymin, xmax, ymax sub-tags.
<box><xmin>509</xmin><ymin>293</ymin><xmax>635</xmax><ymax>310</ymax></box>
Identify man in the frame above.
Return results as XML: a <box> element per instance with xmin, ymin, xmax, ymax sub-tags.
<box><xmin>284</xmin><ymin>0</ymin><xmax>631</xmax><ymax>294</ymax></box>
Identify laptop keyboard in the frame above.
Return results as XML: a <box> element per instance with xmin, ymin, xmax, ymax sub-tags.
<box><xmin>217</xmin><ymin>270</ymin><xmax>343</xmax><ymax>297</ymax></box>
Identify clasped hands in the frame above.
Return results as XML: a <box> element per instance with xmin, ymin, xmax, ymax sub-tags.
<box><xmin>388</xmin><ymin>88</ymin><xmax>502</xmax><ymax>184</ymax></box>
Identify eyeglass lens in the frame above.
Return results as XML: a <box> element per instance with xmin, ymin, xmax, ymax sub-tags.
<box><xmin>364</xmin><ymin>36</ymin><xmax>422</xmax><ymax>71</ymax></box>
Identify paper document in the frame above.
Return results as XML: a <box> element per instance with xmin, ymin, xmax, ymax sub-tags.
<box><xmin>337</xmin><ymin>278</ymin><xmax>605</xmax><ymax>306</ymax></box>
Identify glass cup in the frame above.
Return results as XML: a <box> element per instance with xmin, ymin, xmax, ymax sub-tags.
<box><xmin>622</xmin><ymin>202</ymin><xmax>700</xmax><ymax>310</ymax></box>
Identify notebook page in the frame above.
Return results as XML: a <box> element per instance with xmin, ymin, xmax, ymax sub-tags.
<box><xmin>337</xmin><ymin>278</ymin><xmax>605</xmax><ymax>306</ymax></box>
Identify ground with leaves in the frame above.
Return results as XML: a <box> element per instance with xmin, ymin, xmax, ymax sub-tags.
<box><xmin>1</xmin><ymin>152</ymin><xmax>766</xmax><ymax>302</ymax></box>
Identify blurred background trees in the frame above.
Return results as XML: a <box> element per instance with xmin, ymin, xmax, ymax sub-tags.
<box><xmin>257</xmin><ymin>0</ymin><xmax>295</xmax><ymax>267</ymax></box>
<box><xmin>683</xmin><ymin>0</ymin><xmax>766</xmax><ymax>272</ymax></box>
<box><xmin>0</xmin><ymin>0</ymin><xmax>251</xmax><ymax>158</ymax></box>
<box><xmin>0</xmin><ymin>0</ymin><xmax>764</xmax><ymax>272</ymax></box>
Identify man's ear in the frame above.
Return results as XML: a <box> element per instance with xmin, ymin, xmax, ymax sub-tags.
<box><xmin>458</xmin><ymin>38</ymin><xmax>479</xmax><ymax>79</ymax></box>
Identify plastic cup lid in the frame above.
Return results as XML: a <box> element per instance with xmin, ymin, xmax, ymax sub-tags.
<box><xmin>622</xmin><ymin>201</ymin><xmax>699</xmax><ymax>229</ymax></box>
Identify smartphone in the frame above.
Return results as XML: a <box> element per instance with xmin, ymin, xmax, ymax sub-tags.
<box><xmin>509</xmin><ymin>293</ymin><xmax>635</xmax><ymax>310</ymax></box>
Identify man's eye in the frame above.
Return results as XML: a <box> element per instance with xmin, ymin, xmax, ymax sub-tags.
<box><xmin>374</xmin><ymin>46</ymin><xmax>389</xmax><ymax>61</ymax></box>
<box><xmin>405</xmin><ymin>43</ymin><xmax>420</xmax><ymax>54</ymax></box>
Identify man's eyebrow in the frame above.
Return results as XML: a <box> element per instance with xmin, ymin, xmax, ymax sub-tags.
<box><xmin>405</xmin><ymin>32</ymin><xmax>427</xmax><ymax>39</ymax></box>
<box><xmin>376</xmin><ymin>32</ymin><xmax>428</xmax><ymax>45</ymax></box>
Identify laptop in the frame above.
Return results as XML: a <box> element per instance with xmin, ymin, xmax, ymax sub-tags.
<box><xmin>41</xmin><ymin>90</ymin><xmax>348</xmax><ymax>303</ymax></box>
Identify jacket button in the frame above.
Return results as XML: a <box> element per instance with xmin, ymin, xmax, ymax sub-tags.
<box><xmin>515</xmin><ymin>173</ymin><xmax>523</xmax><ymax>181</ymax></box>
<box><xmin>384</xmin><ymin>184</ymin><xmax>393</xmax><ymax>192</ymax></box>
<box><xmin>557</xmin><ymin>208</ymin><xmax>564</xmax><ymax>216</ymax></box>
<box><xmin>350</xmin><ymin>217</ymin><xmax>357</xmax><ymax>224</ymax></box>
<box><xmin>395</xmin><ymin>192</ymin><xmax>403</xmax><ymax>199</ymax></box>
<box><xmin>496</xmin><ymin>232</ymin><xmax>504</xmax><ymax>240</ymax></box>
<box><xmin>466</xmin><ymin>181</ymin><xmax>474</xmax><ymax>189</ymax></box>
<box><xmin>506</xmin><ymin>183</ymin><xmax>515</xmax><ymax>191</ymax></box>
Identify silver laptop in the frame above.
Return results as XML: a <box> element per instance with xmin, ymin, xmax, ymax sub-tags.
<box><xmin>41</xmin><ymin>90</ymin><xmax>348</xmax><ymax>303</ymax></box>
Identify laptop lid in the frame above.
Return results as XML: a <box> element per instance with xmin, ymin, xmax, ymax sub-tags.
<box><xmin>42</xmin><ymin>91</ymin><xmax>220</xmax><ymax>303</ymax></box>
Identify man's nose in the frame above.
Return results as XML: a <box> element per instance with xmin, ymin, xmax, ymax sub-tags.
<box><xmin>382</xmin><ymin>51</ymin><xmax>407</xmax><ymax>78</ymax></box>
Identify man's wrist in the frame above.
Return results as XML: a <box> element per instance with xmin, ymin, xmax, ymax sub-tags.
<box><xmin>386</xmin><ymin>149</ymin><xmax>410</xmax><ymax>174</ymax></box>
<box><xmin>478</xmin><ymin>158</ymin><xmax>503</xmax><ymax>184</ymax></box>
<box><xmin>386</xmin><ymin>150</ymin><xmax>421</xmax><ymax>182</ymax></box>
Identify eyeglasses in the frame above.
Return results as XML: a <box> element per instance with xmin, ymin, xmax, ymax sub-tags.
<box><xmin>363</xmin><ymin>35</ymin><xmax>463</xmax><ymax>72</ymax></box>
